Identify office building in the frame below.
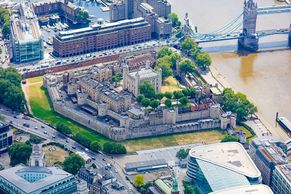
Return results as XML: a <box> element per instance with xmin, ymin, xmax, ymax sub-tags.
<box><xmin>270</xmin><ymin>164</ymin><xmax>291</xmax><ymax>194</ymax></box>
<box><xmin>0</xmin><ymin>164</ymin><xmax>77</xmax><ymax>194</ymax></box>
<box><xmin>187</xmin><ymin>142</ymin><xmax>261</xmax><ymax>193</ymax></box>
<box><xmin>209</xmin><ymin>184</ymin><xmax>273</xmax><ymax>194</ymax></box>
<box><xmin>123</xmin><ymin>64</ymin><xmax>162</xmax><ymax>97</ymax></box>
<box><xmin>53</xmin><ymin>17</ymin><xmax>151</xmax><ymax>57</ymax></box>
<box><xmin>11</xmin><ymin>2</ymin><xmax>43</xmax><ymax>63</ymax></box>
<box><xmin>249</xmin><ymin>137</ymin><xmax>288</xmax><ymax>185</ymax></box>
<box><xmin>0</xmin><ymin>121</ymin><xmax>13</xmax><ymax>154</ymax></box>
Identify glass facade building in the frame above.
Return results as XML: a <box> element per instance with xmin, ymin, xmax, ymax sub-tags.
<box><xmin>0</xmin><ymin>121</ymin><xmax>13</xmax><ymax>154</ymax></box>
<box><xmin>187</xmin><ymin>142</ymin><xmax>262</xmax><ymax>193</ymax></box>
<box><xmin>271</xmin><ymin>164</ymin><xmax>291</xmax><ymax>194</ymax></box>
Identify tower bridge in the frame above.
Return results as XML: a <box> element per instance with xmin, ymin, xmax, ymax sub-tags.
<box><xmin>182</xmin><ymin>0</ymin><xmax>291</xmax><ymax>51</ymax></box>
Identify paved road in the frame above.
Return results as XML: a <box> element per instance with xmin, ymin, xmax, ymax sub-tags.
<box><xmin>0</xmin><ymin>105</ymin><xmax>135</xmax><ymax>193</ymax></box>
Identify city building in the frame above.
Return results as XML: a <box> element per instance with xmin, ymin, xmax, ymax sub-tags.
<box><xmin>32</xmin><ymin>0</ymin><xmax>87</xmax><ymax>25</ymax></box>
<box><xmin>11</xmin><ymin>2</ymin><xmax>43</xmax><ymax>63</ymax></box>
<box><xmin>209</xmin><ymin>184</ymin><xmax>273</xmax><ymax>194</ymax></box>
<box><xmin>249</xmin><ymin>137</ymin><xmax>288</xmax><ymax>186</ymax></box>
<box><xmin>0</xmin><ymin>121</ymin><xmax>13</xmax><ymax>154</ymax></box>
<box><xmin>110</xmin><ymin>0</ymin><xmax>172</xmax><ymax>38</ymax></box>
<box><xmin>270</xmin><ymin>164</ymin><xmax>291</xmax><ymax>194</ymax></box>
<box><xmin>187</xmin><ymin>142</ymin><xmax>261</xmax><ymax>193</ymax></box>
<box><xmin>123</xmin><ymin>64</ymin><xmax>162</xmax><ymax>97</ymax></box>
<box><xmin>0</xmin><ymin>164</ymin><xmax>77</xmax><ymax>194</ymax></box>
<box><xmin>53</xmin><ymin>17</ymin><xmax>151</xmax><ymax>57</ymax></box>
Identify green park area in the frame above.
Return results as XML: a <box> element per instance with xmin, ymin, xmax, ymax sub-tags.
<box><xmin>24</xmin><ymin>76</ymin><xmax>225</xmax><ymax>152</ymax></box>
<box><xmin>161</xmin><ymin>76</ymin><xmax>183</xmax><ymax>93</ymax></box>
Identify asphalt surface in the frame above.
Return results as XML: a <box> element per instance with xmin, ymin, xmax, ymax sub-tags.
<box><xmin>0</xmin><ymin>105</ymin><xmax>135</xmax><ymax>193</ymax></box>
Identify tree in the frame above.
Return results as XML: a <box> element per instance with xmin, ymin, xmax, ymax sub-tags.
<box><xmin>221</xmin><ymin>88</ymin><xmax>257</xmax><ymax>122</ymax></box>
<box><xmin>56</xmin><ymin>123</ymin><xmax>72</xmax><ymax>135</ymax></box>
<box><xmin>76</xmin><ymin>10</ymin><xmax>89</xmax><ymax>21</ymax></box>
<box><xmin>173</xmin><ymin>91</ymin><xmax>184</xmax><ymax>99</ymax></box>
<box><xmin>157</xmin><ymin>47</ymin><xmax>173</xmax><ymax>58</ymax></box>
<box><xmin>8</xmin><ymin>142</ymin><xmax>32</xmax><ymax>166</ymax></box>
<box><xmin>3</xmin><ymin>85</ymin><xmax>24</xmax><ymax>111</ymax></box>
<box><xmin>150</xmin><ymin>100</ymin><xmax>159</xmax><ymax>109</ymax></box>
<box><xmin>168</xmin><ymin>13</ymin><xmax>181</xmax><ymax>27</ymax></box>
<box><xmin>181</xmin><ymin>37</ymin><xmax>197</xmax><ymax>54</ymax></box>
<box><xmin>156</xmin><ymin>93</ymin><xmax>164</xmax><ymax>100</ymax></box>
<box><xmin>176</xmin><ymin>149</ymin><xmax>189</xmax><ymax>160</ymax></box>
<box><xmin>75</xmin><ymin>133</ymin><xmax>91</xmax><ymax>148</ymax></box>
<box><xmin>179</xmin><ymin>97</ymin><xmax>189</xmax><ymax>106</ymax></box>
<box><xmin>183</xmin><ymin>181</ymin><xmax>195</xmax><ymax>194</ymax></box>
<box><xmin>137</xmin><ymin>95</ymin><xmax>145</xmax><ymax>103</ymax></box>
<box><xmin>194</xmin><ymin>187</ymin><xmax>201</xmax><ymax>194</ymax></box>
<box><xmin>195</xmin><ymin>52</ymin><xmax>212</xmax><ymax>70</ymax></box>
<box><xmin>170</xmin><ymin>52</ymin><xmax>182</xmax><ymax>66</ymax></box>
<box><xmin>221</xmin><ymin>135</ymin><xmax>239</xmax><ymax>142</ymax></box>
<box><xmin>134</xmin><ymin>174</ymin><xmax>145</xmax><ymax>188</ymax></box>
<box><xmin>28</xmin><ymin>135</ymin><xmax>42</xmax><ymax>144</ymax></box>
<box><xmin>190</xmin><ymin>46</ymin><xmax>201</xmax><ymax>59</ymax></box>
<box><xmin>139</xmin><ymin>81</ymin><xmax>156</xmax><ymax>99</ymax></box>
<box><xmin>103</xmin><ymin>142</ymin><xmax>127</xmax><ymax>154</ymax></box>
<box><xmin>188</xmin><ymin>87</ymin><xmax>197</xmax><ymax>98</ymax></box>
<box><xmin>63</xmin><ymin>153</ymin><xmax>85</xmax><ymax>175</ymax></box>
<box><xmin>164</xmin><ymin>92</ymin><xmax>173</xmax><ymax>99</ymax></box>
<box><xmin>165</xmin><ymin>99</ymin><xmax>172</xmax><ymax>108</ymax></box>
<box><xmin>90</xmin><ymin>141</ymin><xmax>101</xmax><ymax>152</ymax></box>
<box><xmin>158</xmin><ymin>63</ymin><xmax>173</xmax><ymax>79</ymax></box>
<box><xmin>179</xmin><ymin>59</ymin><xmax>195</xmax><ymax>74</ymax></box>
<box><xmin>141</xmin><ymin>98</ymin><xmax>151</xmax><ymax>107</ymax></box>
<box><xmin>111</xmin><ymin>73</ymin><xmax>122</xmax><ymax>83</ymax></box>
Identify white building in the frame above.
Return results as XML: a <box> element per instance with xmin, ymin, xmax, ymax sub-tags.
<box><xmin>187</xmin><ymin>142</ymin><xmax>262</xmax><ymax>193</ymax></box>
<box><xmin>123</xmin><ymin>63</ymin><xmax>162</xmax><ymax>97</ymax></box>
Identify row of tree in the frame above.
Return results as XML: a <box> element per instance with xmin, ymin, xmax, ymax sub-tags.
<box><xmin>55</xmin><ymin>123</ymin><xmax>127</xmax><ymax>154</ymax></box>
<box><xmin>180</xmin><ymin>38</ymin><xmax>212</xmax><ymax>70</ymax></box>
<box><xmin>0</xmin><ymin>8</ymin><xmax>10</xmax><ymax>39</ymax></box>
<box><xmin>0</xmin><ymin>67</ymin><xmax>25</xmax><ymax>110</ymax></box>
<box><xmin>137</xmin><ymin>80</ymin><xmax>197</xmax><ymax>108</ymax></box>
<box><xmin>221</xmin><ymin>88</ymin><xmax>257</xmax><ymax>122</ymax></box>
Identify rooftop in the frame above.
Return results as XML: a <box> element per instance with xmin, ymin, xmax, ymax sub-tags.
<box><xmin>128</xmin><ymin>67</ymin><xmax>160</xmax><ymax>80</ymax></box>
<box><xmin>125</xmin><ymin>159</ymin><xmax>167</xmax><ymax>171</ymax></box>
<box><xmin>11</xmin><ymin>19</ymin><xmax>42</xmax><ymax>42</ymax></box>
<box><xmin>189</xmin><ymin>142</ymin><xmax>261</xmax><ymax>179</ymax></box>
<box><xmin>0</xmin><ymin>165</ymin><xmax>74</xmax><ymax>193</ymax></box>
<box><xmin>209</xmin><ymin>184</ymin><xmax>273</xmax><ymax>194</ymax></box>
<box><xmin>275</xmin><ymin>164</ymin><xmax>291</xmax><ymax>184</ymax></box>
<box><xmin>251</xmin><ymin>137</ymin><xmax>288</xmax><ymax>165</ymax></box>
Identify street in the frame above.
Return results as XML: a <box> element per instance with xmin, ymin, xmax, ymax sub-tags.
<box><xmin>0</xmin><ymin>105</ymin><xmax>135</xmax><ymax>193</ymax></box>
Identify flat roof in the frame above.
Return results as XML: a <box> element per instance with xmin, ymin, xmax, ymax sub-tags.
<box><xmin>11</xmin><ymin>19</ymin><xmax>42</xmax><ymax>42</ymax></box>
<box><xmin>0</xmin><ymin>165</ymin><xmax>74</xmax><ymax>193</ymax></box>
<box><xmin>209</xmin><ymin>184</ymin><xmax>273</xmax><ymax>194</ymax></box>
<box><xmin>125</xmin><ymin>159</ymin><xmax>167</xmax><ymax>171</ymax></box>
<box><xmin>189</xmin><ymin>142</ymin><xmax>261</xmax><ymax>179</ymax></box>
<box><xmin>154</xmin><ymin>179</ymin><xmax>171</xmax><ymax>194</ymax></box>
<box><xmin>129</xmin><ymin>68</ymin><xmax>159</xmax><ymax>80</ymax></box>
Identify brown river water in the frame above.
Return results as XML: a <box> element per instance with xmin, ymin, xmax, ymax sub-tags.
<box><xmin>169</xmin><ymin>0</ymin><xmax>291</xmax><ymax>139</ymax></box>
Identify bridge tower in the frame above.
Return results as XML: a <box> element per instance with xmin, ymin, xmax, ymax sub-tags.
<box><xmin>238</xmin><ymin>0</ymin><xmax>259</xmax><ymax>51</ymax></box>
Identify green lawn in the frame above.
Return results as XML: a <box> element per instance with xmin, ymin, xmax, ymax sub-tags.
<box><xmin>235</xmin><ymin>125</ymin><xmax>257</xmax><ymax>143</ymax></box>
<box><xmin>122</xmin><ymin>129</ymin><xmax>225</xmax><ymax>152</ymax></box>
<box><xmin>161</xmin><ymin>76</ymin><xmax>183</xmax><ymax>93</ymax></box>
<box><xmin>25</xmin><ymin>77</ymin><xmax>224</xmax><ymax>152</ymax></box>
<box><xmin>25</xmin><ymin>77</ymin><xmax>112</xmax><ymax>146</ymax></box>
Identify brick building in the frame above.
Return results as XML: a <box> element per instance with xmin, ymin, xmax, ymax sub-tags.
<box><xmin>53</xmin><ymin>17</ymin><xmax>151</xmax><ymax>57</ymax></box>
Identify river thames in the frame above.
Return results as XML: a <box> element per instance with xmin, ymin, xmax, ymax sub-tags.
<box><xmin>169</xmin><ymin>0</ymin><xmax>291</xmax><ymax>140</ymax></box>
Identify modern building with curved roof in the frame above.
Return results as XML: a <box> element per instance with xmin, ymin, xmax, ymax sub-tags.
<box><xmin>187</xmin><ymin>142</ymin><xmax>262</xmax><ymax>193</ymax></box>
<box><xmin>209</xmin><ymin>184</ymin><xmax>273</xmax><ymax>194</ymax></box>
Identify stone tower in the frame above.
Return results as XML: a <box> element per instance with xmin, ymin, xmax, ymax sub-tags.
<box><xmin>238</xmin><ymin>0</ymin><xmax>259</xmax><ymax>51</ymax></box>
<box><xmin>29</xmin><ymin>144</ymin><xmax>45</xmax><ymax>167</ymax></box>
<box><xmin>243</xmin><ymin>0</ymin><xmax>257</xmax><ymax>35</ymax></box>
